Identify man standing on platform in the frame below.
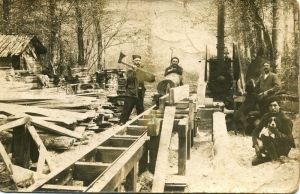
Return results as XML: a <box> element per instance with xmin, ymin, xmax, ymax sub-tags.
<box><xmin>119</xmin><ymin>55</ymin><xmax>155</xmax><ymax>125</ymax></box>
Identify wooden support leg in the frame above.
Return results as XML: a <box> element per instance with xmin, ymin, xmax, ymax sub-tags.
<box><xmin>12</xmin><ymin>125</ymin><xmax>31</xmax><ymax>168</ymax></box>
<box><xmin>138</xmin><ymin>148</ymin><xmax>148</xmax><ymax>175</ymax></box>
<box><xmin>187</xmin><ymin>127</ymin><xmax>191</xmax><ymax>160</ymax></box>
<box><xmin>178</xmin><ymin>118</ymin><xmax>188</xmax><ymax>175</ymax></box>
<box><xmin>148</xmin><ymin>136</ymin><xmax>159</xmax><ymax>174</ymax></box>
<box><xmin>125</xmin><ymin>162</ymin><xmax>137</xmax><ymax>192</ymax></box>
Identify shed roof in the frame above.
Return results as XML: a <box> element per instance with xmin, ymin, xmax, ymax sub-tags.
<box><xmin>0</xmin><ymin>34</ymin><xmax>47</xmax><ymax>57</ymax></box>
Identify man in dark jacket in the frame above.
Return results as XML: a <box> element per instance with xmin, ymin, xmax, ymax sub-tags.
<box><xmin>251</xmin><ymin>96</ymin><xmax>295</xmax><ymax>166</ymax></box>
<box><xmin>119</xmin><ymin>55</ymin><xmax>155</xmax><ymax>125</ymax></box>
<box><xmin>255</xmin><ymin>62</ymin><xmax>281</xmax><ymax>116</ymax></box>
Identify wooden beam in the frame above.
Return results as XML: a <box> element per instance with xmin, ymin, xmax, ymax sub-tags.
<box><xmin>12</xmin><ymin>125</ymin><xmax>31</xmax><ymax>168</ymax></box>
<box><xmin>159</xmin><ymin>94</ymin><xmax>169</xmax><ymax>112</ymax></box>
<box><xmin>95</xmin><ymin>146</ymin><xmax>127</xmax><ymax>163</ymax></box>
<box><xmin>27</xmin><ymin>126</ymin><xmax>54</xmax><ymax>174</ymax></box>
<box><xmin>23</xmin><ymin>106</ymin><xmax>156</xmax><ymax>192</ymax></box>
<box><xmin>40</xmin><ymin>184</ymin><xmax>87</xmax><ymax>192</ymax></box>
<box><xmin>169</xmin><ymin>84</ymin><xmax>189</xmax><ymax>104</ymax></box>
<box><xmin>74</xmin><ymin>162</ymin><xmax>110</xmax><ymax>182</ymax></box>
<box><xmin>0</xmin><ymin>142</ymin><xmax>13</xmax><ymax>174</ymax></box>
<box><xmin>0</xmin><ymin>117</ymin><xmax>31</xmax><ymax>132</ymax></box>
<box><xmin>178</xmin><ymin>118</ymin><xmax>188</xmax><ymax>175</ymax></box>
<box><xmin>31</xmin><ymin>118</ymin><xmax>82</xmax><ymax>139</ymax></box>
<box><xmin>152</xmin><ymin>106</ymin><xmax>176</xmax><ymax>192</ymax></box>
<box><xmin>175</xmin><ymin>101</ymin><xmax>189</xmax><ymax>109</ymax></box>
<box><xmin>147</xmin><ymin>119</ymin><xmax>162</xmax><ymax>136</ymax></box>
<box><xmin>103</xmin><ymin>138</ymin><xmax>136</xmax><ymax>148</ymax></box>
<box><xmin>126</xmin><ymin>125</ymin><xmax>147</xmax><ymax>136</ymax></box>
<box><xmin>85</xmin><ymin>135</ymin><xmax>147</xmax><ymax>192</ymax></box>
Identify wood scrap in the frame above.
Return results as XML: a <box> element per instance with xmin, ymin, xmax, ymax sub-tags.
<box><xmin>31</xmin><ymin>118</ymin><xmax>82</xmax><ymax>139</ymax></box>
<box><xmin>27</xmin><ymin>126</ymin><xmax>54</xmax><ymax>173</ymax></box>
<box><xmin>0</xmin><ymin>117</ymin><xmax>31</xmax><ymax>132</ymax></box>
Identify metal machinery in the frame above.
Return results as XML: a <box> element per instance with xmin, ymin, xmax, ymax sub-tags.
<box><xmin>205</xmin><ymin>2</ymin><xmax>241</xmax><ymax>109</ymax></box>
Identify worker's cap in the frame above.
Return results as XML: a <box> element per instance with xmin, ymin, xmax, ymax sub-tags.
<box><xmin>132</xmin><ymin>55</ymin><xmax>141</xmax><ymax>60</ymax></box>
<box><xmin>171</xmin><ymin>57</ymin><xmax>179</xmax><ymax>63</ymax></box>
<box><xmin>267</xmin><ymin>96</ymin><xmax>281</xmax><ymax>106</ymax></box>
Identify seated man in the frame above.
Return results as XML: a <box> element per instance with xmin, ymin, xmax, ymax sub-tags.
<box><xmin>164</xmin><ymin>57</ymin><xmax>183</xmax><ymax>85</ymax></box>
<box><xmin>251</xmin><ymin>96</ymin><xmax>295</xmax><ymax>166</ymax></box>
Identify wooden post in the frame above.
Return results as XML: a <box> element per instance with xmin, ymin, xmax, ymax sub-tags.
<box><xmin>159</xmin><ymin>94</ymin><xmax>169</xmax><ymax>113</ymax></box>
<box><xmin>178</xmin><ymin>118</ymin><xmax>188</xmax><ymax>175</ymax></box>
<box><xmin>12</xmin><ymin>124</ymin><xmax>31</xmax><ymax>168</ymax></box>
<box><xmin>148</xmin><ymin>136</ymin><xmax>160</xmax><ymax>174</ymax></box>
<box><xmin>125</xmin><ymin>162</ymin><xmax>138</xmax><ymax>192</ymax></box>
<box><xmin>138</xmin><ymin>146</ymin><xmax>148</xmax><ymax>175</ymax></box>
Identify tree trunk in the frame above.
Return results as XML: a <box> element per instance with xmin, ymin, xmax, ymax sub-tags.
<box><xmin>95</xmin><ymin>19</ymin><xmax>103</xmax><ymax>70</ymax></box>
<box><xmin>3</xmin><ymin>0</ymin><xmax>11</xmax><ymax>33</ymax></box>
<box><xmin>75</xmin><ymin>0</ymin><xmax>85</xmax><ymax>66</ymax></box>
<box><xmin>249</xmin><ymin>0</ymin><xmax>274</xmax><ymax>61</ymax></box>
<box><xmin>3</xmin><ymin>0</ymin><xmax>10</xmax><ymax>22</ymax></box>
<box><xmin>272</xmin><ymin>0</ymin><xmax>284</xmax><ymax>75</ymax></box>
<box><xmin>49</xmin><ymin>0</ymin><xmax>57</xmax><ymax>73</ymax></box>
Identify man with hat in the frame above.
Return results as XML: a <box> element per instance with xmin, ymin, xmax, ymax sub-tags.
<box><xmin>119</xmin><ymin>55</ymin><xmax>155</xmax><ymax>125</ymax></box>
<box><xmin>164</xmin><ymin>57</ymin><xmax>183</xmax><ymax>85</ymax></box>
<box><xmin>255</xmin><ymin>61</ymin><xmax>281</xmax><ymax>116</ymax></box>
<box><xmin>251</xmin><ymin>96</ymin><xmax>295</xmax><ymax>166</ymax></box>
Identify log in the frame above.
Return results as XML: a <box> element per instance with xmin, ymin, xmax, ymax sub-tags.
<box><xmin>39</xmin><ymin>134</ymin><xmax>75</xmax><ymax>150</ymax></box>
<box><xmin>157</xmin><ymin>73</ymin><xmax>182</xmax><ymax>95</ymax></box>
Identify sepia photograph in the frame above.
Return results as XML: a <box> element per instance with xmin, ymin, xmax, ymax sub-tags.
<box><xmin>0</xmin><ymin>0</ymin><xmax>299</xmax><ymax>193</ymax></box>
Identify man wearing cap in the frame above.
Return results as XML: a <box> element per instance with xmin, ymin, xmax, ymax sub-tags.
<box><xmin>251</xmin><ymin>96</ymin><xmax>295</xmax><ymax>166</ymax></box>
<box><xmin>119</xmin><ymin>55</ymin><xmax>155</xmax><ymax>125</ymax></box>
<box><xmin>165</xmin><ymin>57</ymin><xmax>183</xmax><ymax>76</ymax></box>
<box><xmin>255</xmin><ymin>62</ymin><xmax>281</xmax><ymax>116</ymax></box>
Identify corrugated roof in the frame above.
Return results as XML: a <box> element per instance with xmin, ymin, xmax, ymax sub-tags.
<box><xmin>0</xmin><ymin>34</ymin><xmax>47</xmax><ymax>57</ymax></box>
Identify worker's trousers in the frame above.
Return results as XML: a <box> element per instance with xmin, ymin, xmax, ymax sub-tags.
<box><xmin>119</xmin><ymin>96</ymin><xmax>144</xmax><ymax>124</ymax></box>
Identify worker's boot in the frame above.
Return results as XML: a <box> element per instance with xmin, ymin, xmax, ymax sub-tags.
<box><xmin>266</xmin><ymin>144</ymin><xmax>278</xmax><ymax>163</ymax></box>
<box><xmin>252</xmin><ymin>145</ymin><xmax>267</xmax><ymax>166</ymax></box>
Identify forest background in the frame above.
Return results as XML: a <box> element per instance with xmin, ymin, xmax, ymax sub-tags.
<box><xmin>0</xmin><ymin>0</ymin><xmax>299</xmax><ymax>95</ymax></box>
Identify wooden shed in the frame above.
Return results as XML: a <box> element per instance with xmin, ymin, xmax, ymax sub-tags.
<box><xmin>0</xmin><ymin>35</ymin><xmax>47</xmax><ymax>73</ymax></box>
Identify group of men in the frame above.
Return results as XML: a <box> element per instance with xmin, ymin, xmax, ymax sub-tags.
<box><xmin>118</xmin><ymin>55</ymin><xmax>183</xmax><ymax>125</ymax></box>
<box><xmin>249</xmin><ymin>62</ymin><xmax>295</xmax><ymax>165</ymax></box>
<box><xmin>118</xmin><ymin>55</ymin><xmax>295</xmax><ymax>166</ymax></box>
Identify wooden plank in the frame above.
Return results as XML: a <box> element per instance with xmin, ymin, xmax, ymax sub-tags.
<box><xmin>31</xmin><ymin>118</ymin><xmax>82</xmax><ymax>139</ymax></box>
<box><xmin>0</xmin><ymin>117</ymin><xmax>31</xmax><ymax>132</ymax></box>
<box><xmin>85</xmin><ymin>135</ymin><xmax>147</xmax><ymax>192</ymax></box>
<box><xmin>41</xmin><ymin>184</ymin><xmax>87</xmax><ymax>191</ymax></box>
<box><xmin>178</xmin><ymin>118</ymin><xmax>188</xmax><ymax>175</ymax></box>
<box><xmin>170</xmin><ymin>84</ymin><xmax>189</xmax><ymax>104</ymax></box>
<box><xmin>104</xmin><ymin>138</ymin><xmax>136</xmax><ymax>147</ymax></box>
<box><xmin>27</xmin><ymin>126</ymin><xmax>54</xmax><ymax>173</ymax></box>
<box><xmin>74</xmin><ymin>126</ymin><xmax>86</xmax><ymax>135</ymax></box>
<box><xmin>95</xmin><ymin>146</ymin><xmax>127</xmax><ymax>163</ymax></box>
<box><xmin>137</xmin><ymin>119</ymin><xmax>150</xmax><ymax>126</ymax></box>
<box><xmin>159</xmin><ymin>94</ymin><xmax>169</xmax><ymax>112</ymax></box>
<box><xmin>152</xmin><ymin>106</ymin><xmax>176</xmax><ymax>192</ymax></box>
<box><xmin>0</xmin><ymin>142</ymin><xmax>13</xmax><ymax>174</ymax></box>
<box><xmin>175</xmin><ymin>101</ymin><xmax>189</xmax><ymax>109</ymax></box>
<box><xmin>23</xmin><ymin>106</ymin><xmax>156</xmax><ymax>192</ymax></box>
<box><xmin>112</xmin><ymin>135</ymin><xmax>139</xmax><ymax>140</ymax></box>
<box><xmin>126</xmin><ymin>125</ymin><xmax>147</xmax><ymax>136</ymax></box>
<box><xmin>74</xmin><ymin>162</ymin><xmax>110</xmax><ymax>182</ymax></box>
<box><xmin>147</xmin><ymin>119</ymin><xmax>162</xmax><ymax>136</ymax></box>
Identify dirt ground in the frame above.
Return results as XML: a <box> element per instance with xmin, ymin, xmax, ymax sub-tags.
<box><xmin>167</xmin><ymin>117</ymin><xmax>300</xmax><ymax>193</ymax></box>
